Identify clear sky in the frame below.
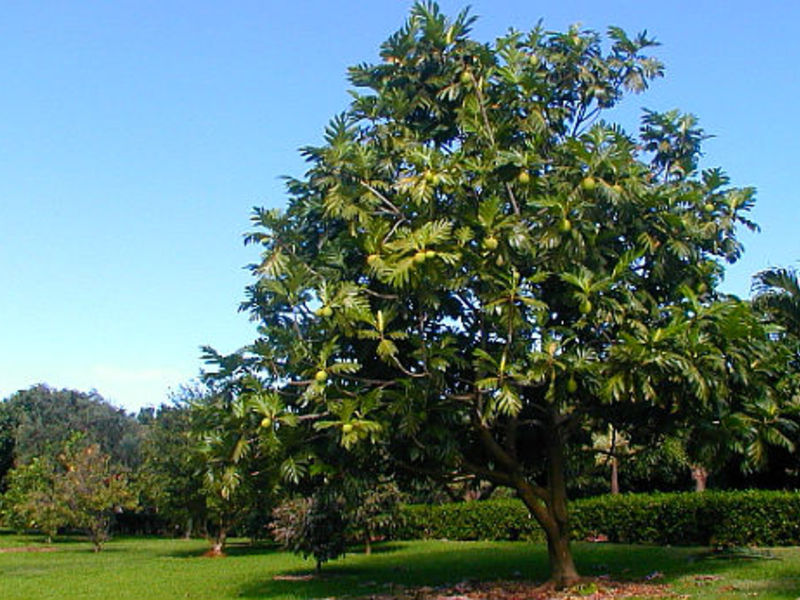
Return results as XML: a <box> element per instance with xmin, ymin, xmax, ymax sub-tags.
<box><xmin>2</xmin><ymin>1</ymin><xmax>798</xmax><ymax>412</ymax></box>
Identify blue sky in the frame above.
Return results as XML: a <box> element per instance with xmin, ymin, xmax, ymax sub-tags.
<box><xmin>1</xmin><ymin>1</ymin><xmax>798</xmax><ymax>412</ymax></box>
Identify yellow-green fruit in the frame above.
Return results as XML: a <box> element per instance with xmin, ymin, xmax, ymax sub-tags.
<box><xmin>460</xmin><ymin>70</ymin><xmax>472</xmax><ymax>84</ymax></box>
<box><xmin>581</xmin><ymin>176</ymin><xmax>596</xmax><ymax>192</ymax></box>
<box><xmin>483</xmin><ymin>236</ymin><xmax>499</xmax><ymax>250</ymax></box>
<box><xmin>566</xmin><ymin>377</ymin><xmax>578</xmax><ymax>394</ymax></box>
<box><xmin>704</xmin><ymin>203</ymin><xmax>714</xmax><ymax>212</ymax></box>
<box><xmin>424</xmin><ymin>170</ymin><xmax>435</xmax><ymax>183</ymax></box>
<box><xmin>321</xmin><ymin>306</ymin><xmax>333</xmax><ymax>318</ymax></box>
<box><xmin>517</xmin><ymin>170</ymin><xmax>531</xmax><ymax>184</ymax></box>
<box><xmin>314</xmin><ymin>308</ymin><xmax>325</xmax><ymax>317</ymax></box>
<box><xmin>425</xmin><ymin>250</ymin><xmax>436</xmax><ymax>259</ymax></box>
<box><xmin>260</xmin><ymin>417</ymin><xmax>272</xmax><ymax>428</ymax></box>
<box><xmin>367</xmin><ymin>254</ymin><xmax>380</xmax><ymax>266</ymax></box>
<box><xmin>495</xmin><ymin>254</ymin><xmax>505</xmax><ymax>266</ymax></box>
<box><xmin>559</xmin><ymin>218</ymin><xmax>572</xmax><ymax>233</ymax></box>
<box><xmin>579</xmin><ymin>299</ymin><xmax>592</xmax><ymax>314</ymax></box>
<box><xmin>314</xmin><ymin>370</ymin><xmax>328</xmax><ymax>383</ymax></box>
<box><xmin>414</xmin><ymin>251</ymin><xmax>427</xmax><ymax>263</ymax></box>
<box><xmin>342</xmin><ymin>423</ymin><xmax>354</xmax><ymax>434</ymax></box>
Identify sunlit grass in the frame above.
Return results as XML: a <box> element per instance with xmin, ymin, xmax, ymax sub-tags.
<box><xmin>0</xmin><ymin>534</ymin><xmax>798</xmax><ymax>599</ymax></box>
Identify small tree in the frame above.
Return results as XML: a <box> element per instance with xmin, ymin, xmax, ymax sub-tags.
<box><xmin>190</xmin><ymin>370</ymin><xmax>286</xmax><ymax>555</ymax></box>
<box><xmin>57</xmin><ymin>442</ymin><xmax>137</xmax><ymax>551</ymax></box>
<box><xmin>347</xmin><ymin>480</ymin><xmax>404</xmax><ymax>555</ymax></box>
<box><xmin>270</xmin><ymin>493</ymin><xmax>347</xmax><ymax>572</ymax></box>
<box><xmin>1</xmin><ymin>456</ymin><xmax>65</xmax><ymax>543</ymax></box>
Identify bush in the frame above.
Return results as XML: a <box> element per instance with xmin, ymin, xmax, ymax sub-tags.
<box><xmin>270</xmin><ymin>495</ymin><xmax>347</xmax><ymax>571</ymax></box>
<box><xmin>397</xmin><ymin>490</ymin><xmax>800</xmax><ymax>547</ymax></box>
<box><xmin>396</xmin><ymin>499</ymin><xmax>543</xmax><ymax>542</ymax></box>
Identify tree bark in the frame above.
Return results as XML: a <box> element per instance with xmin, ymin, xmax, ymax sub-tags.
<box><xmin>516</xmin><ymin>427</ymin><xmax>580</xmax><ymax>588</ymax></box>
<box><xmin>610</xmin><ymin>456</ymin><xmax>620</xmax><ymax>495</ymax></box>
<box><xmin>543</xmin><ymin>427</ymin><xmax>580</xmax><ymax>587</ymax></box>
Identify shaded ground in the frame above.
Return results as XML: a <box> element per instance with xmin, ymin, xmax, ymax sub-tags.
<box><xmin>356</xmin><ymin>578</ymin><xmax>687</xmax><ymax>599</ymax></box>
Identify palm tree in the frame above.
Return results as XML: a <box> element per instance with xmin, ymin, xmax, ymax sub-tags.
<box><xmin>753</xmin><ymin>266</ymin><xmax>800</xmax><ymax>337</ymax></box>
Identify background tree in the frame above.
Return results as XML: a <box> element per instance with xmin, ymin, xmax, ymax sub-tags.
<box><xmin>56</xmin><ymin>438</ymin><xmax>137</xmax><ymax>552</ymax></box>
<box><xmin>238</xmin><ymin>2</ymin><xmax>781</xmax><ymax>586</ymax></box>
<box><xmin>0</xmin><ymin>456</ymin><xmax>64</xmax><ymax>542</ymax></box>
<box><xmin>753</xmin><ymin>266</ymin><xmax>800</xmax><ymax>337</ymax></box>
<box><xmin>137</xmin><ymin>396</ymin><xmax>207</xmax><ymax>538</ymax></box>
<box><xmin>0</xmin><ymin>385</ymin><xmax>142</xmax><ymax>473</ymax></box>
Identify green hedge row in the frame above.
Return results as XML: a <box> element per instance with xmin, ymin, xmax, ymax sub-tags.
<box><xmin>397</xmin><ymin>490</ymin><xmax>800</xmax><ymax>547</ymax></box>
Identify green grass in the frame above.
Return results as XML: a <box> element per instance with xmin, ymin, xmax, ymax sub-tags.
<box><xmin>1</xmin><ymin>533</ymin><xmax>799</xmax><ymax>599</ymax></box>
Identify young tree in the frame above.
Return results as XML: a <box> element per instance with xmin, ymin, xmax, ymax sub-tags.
<box><xmin>270</xmin><ymin>493</ymin><xmax>348</xmax><ymax>572</ymax></box>
<box><xmin>57</xmin><ymin>441</ymin><xmax>137</xmax><ymax>551</ymax></box>
<box><xmin>346</xmin><ymin>479</ymin><xmax>404</xmax><ymax>555</ymax></box>
<box><xmin>238</xmin><ymin>3</ymin><xmax>782</xmax><ymax>586</ymax></box>
<box><xmin>1</xmin><ymin>456</ymin><xmax>65</xmax><ymax>542</ymax></box>
<box><xmin>190</xmin><ymin>370</ymin><xmax>286</xmax><ymax>555</ymax></box>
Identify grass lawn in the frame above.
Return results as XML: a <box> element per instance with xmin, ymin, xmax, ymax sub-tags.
<box><xmin>1</xmin><ymin>533</ymin><xmax>798</xmax><ymax>599</ymax></box>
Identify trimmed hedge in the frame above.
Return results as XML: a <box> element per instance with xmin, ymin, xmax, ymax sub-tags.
<box><xmin>397</xmin><ymin>490</ymin><xmax>800</xmax><ymax>547</ymax></box>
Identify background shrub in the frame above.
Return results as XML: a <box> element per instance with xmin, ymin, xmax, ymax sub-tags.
<box><xmin>397</xmin><ymin>490</ymin><xmax>800</xmax><ymax>547</ymax></box>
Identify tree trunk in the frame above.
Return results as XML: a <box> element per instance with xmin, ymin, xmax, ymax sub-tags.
<box><xmin>517</xmin><ymin>426</ymin><xmax>580</xmax><ymax>588</ymax></box>
<box><xmin>546</xmin><ymin>526</ymin><xmax>579</xmax><ymax>588</ymax></box>
<box><xmin>544</xmin><ymin>428</ymin><xmax>580</xmax><ymax>587</ymax></box>
<box><xmin>691</xmin><ymin>465</ymin><xmax>708</xmax><ymax>492</ymax></box>
<box><xmin>183</xmin><ymin>517</ymin><xmax>193</xmax><ymax>540</ymax></box>
<box><xmin>364</xmin><ymin>535</ymin><xmax>372</xmax><ymax>555</ymax></box>
<box><xmin>610</xmin><ymin>456</ymin><xmax>620</xmax><ymax>495</ymax></box>
<box><xmin>208</xmin><ymin>525</ymin><xmax>228</xmax><ymax>557</ymax></box>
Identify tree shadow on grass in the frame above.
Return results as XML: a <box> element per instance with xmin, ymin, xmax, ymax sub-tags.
<box><xmin>237</xmin><ymin>541</ymin><xmax>800</xmax><ymax>600</ymax></box>
<box><xmin>237</xmin><ymin>541</ymin><xmax>552</xmax><ymax>599</ymax></box>
<box><xmin>161</xmin><ymin>543</ymin><xmax>283</xmax><ymax>560</ymax></box>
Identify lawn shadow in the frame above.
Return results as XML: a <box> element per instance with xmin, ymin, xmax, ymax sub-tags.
<box><xmin>237</xmin><ymin>541</ymin><xmax>552</xmax><ymax>599</ymax></box>
<box><xmin>162</xmin><ymin>541</ymin><xmax>282</xmax><ymax>559</ymax></box>
<box><xmin>238</xmin><ymin>540</ymin><xmax>800</xmax><ymax>600</ymax></box>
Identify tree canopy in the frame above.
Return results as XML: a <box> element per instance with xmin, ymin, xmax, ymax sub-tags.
<box><xmin>231</xmin><ymin>2</ymin><xmax>792</xmax><ymax>586</ymax></box>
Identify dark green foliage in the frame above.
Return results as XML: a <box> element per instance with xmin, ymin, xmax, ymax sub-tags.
<box><xmin>397</xmin><ymin>499</ymin><xmax>544</xmax><ymax>542</ymax></box>
<box><xmin>136</xmin><ymin>401</ymin><xmax>207</xmax><ymax>537</ymax></box>
<box><xmin>0</xmin><ymin>405</ymin><xmax>16</xmax><ymax>492</ymax></box>
<box><xmin>1</xmin><ymin>385</ymin><xmax>142</xmax><ymax>471</ymax></box>
<box><xmin>398</xmin><ymin>491</ymin><xmax>800</xmax><ymax>547</ymax></box>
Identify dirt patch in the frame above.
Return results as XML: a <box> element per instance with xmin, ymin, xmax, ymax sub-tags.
<box><xmin>360</xmin><ymin>578</ymin><xmax>687</xmax><ymax>600</ymax></box>
<box><xmin>0</xmin><ymin>546</ymin><xmax>58</xmax><ymax>553</ymax></box>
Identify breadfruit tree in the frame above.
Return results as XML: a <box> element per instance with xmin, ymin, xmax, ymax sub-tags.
<box><xmin>239</xmin><ymin>3</ymin><xmax>778</xmax><ymax>586</ymax></box>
